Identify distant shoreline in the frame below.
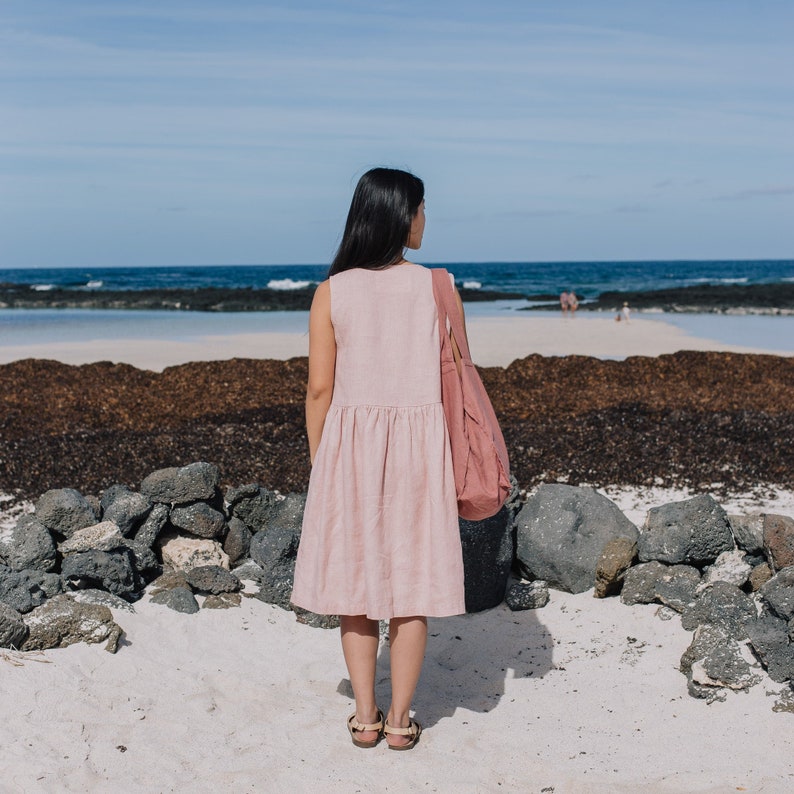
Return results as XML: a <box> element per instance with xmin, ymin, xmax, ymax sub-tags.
<box><xmin>0</xmin><ymin>283</ymin><xmax>522</xmax><ymax>312</ymax></box>
<box><xmin>1</xmin><ymin>281</ymin><xmax>793</xmax><ymax>314</ymax></box>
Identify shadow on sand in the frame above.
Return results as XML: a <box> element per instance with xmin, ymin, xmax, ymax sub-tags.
<box><xmin>337</xmin><ymin>603</ymin><xmax>554</xmax><ymax>730</ymax></box>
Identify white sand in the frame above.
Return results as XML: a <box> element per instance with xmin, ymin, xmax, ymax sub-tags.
<box><xmin>1</xmin><ymin>313</ymin><xmax>791</xmax><ymax>371</ymax></box>
<box><xmin>2</xmin><ymin>486</ymin><xmax>794</xmax><ymax>793</ymax></box>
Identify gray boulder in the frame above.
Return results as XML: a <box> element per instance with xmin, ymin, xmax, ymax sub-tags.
<box><xmin>133</xmin><ymin>503</ymin><xmax>169</xmax><ymax>548</ymax></box>
<box><xmin>515</xmin><ymin>484</ymin><xmax>638</xmax><ymax>594</ymax></box>
<box><xmin>0</xmin><ymin>565</ymin><xmax>59</xmax><ymax>613</ymax></box>
<box><xmin>223</xmin><ymin>516</ymin><xmax>252</xmax><ymax>567</ymax></box>
<box><xmin>23</xmin><ymin>594</ymin><xmax>122</xmax><ymax>653</ymax></box>
<box><xmin>124</xmin><ymin>540</ymin><xmax>162</xmax><ymax>585</ymax></box>
<box><xmin>61</xmin><ymin>549</ymin><xmax>139</xmax><ymax>599</ymax></box>
<box><xmin>186</xmin><ymin>565</ymin><xmax>242</xmax><ymax>594</ymax></box>
<box><xmin>638</xmin><ymin>494</ymin><xmax>733</xmax><ymax>567</ymax></box>
<box><xmin>141</xmin><ymin>462</ymin><xmax>220</xmax><ymax>504</ymax></box>
<box><xmin>763</xmin><ymin>514</ymin><xmax>794</xmax><ymax>572</ymax></box>
<box><xmin>34</xmin><ymin>488</ymin><xmax>97</xmax><ymax>538</ymax></box>
<box><xmin>746</xmin><ymin>609</ymin><xmax>794</xmax><ymax>683</ymax></box>
<box><xmin>460</xmin><ymin>502</ymin><xmax>514</xmax><ymax>612</ymax></box>
<box><xmin>32</xmin><ymin>571</ymin><xmax>63</xmax><ymax>599</ymax></box>
<box><xmin>0</xmin><ymin>514</ymin><xmax>57</xmax><ymax>572</ymax></box>
<box><xmin>620</xmin><ymin>561</ymin><xmax>700</xmax><ymax>611</ymax></box>
<box><xmin>100</xmin><ymin>485</ymin><xmax>152</xmax><ymax>536</ymax></box>
<box><xmin>680</xmin><ymin>624</ymin><xmax>760</xmax><ymax>700</ymax></box>
<box><xmin>169</xmin><ymin>502</ymin><xmax>226</xmax><ymax>539</ymax></box>
<box><xmin>759</xmin><ymin>567</ymin><xmax>794</xmax><ymax>621</ymax></box>
<box><xmin>620</xmin><ymin>561</ymin><xmax>668</xmax><ymax>605</ymax></box>
<box><xmin>681</xmin><ymin>581</ymin><xmax>757</xmax><ymax>638</ymax></box>
<box><xmin>594</xmin><ymin>536</ymin><xmax>638</xmax><ymax>598</ymax></box>
<box><xmin>0</xmin><ymin>602</ymin><xmax>29</xmax><ymax>649</ymax></box>
<box><xmin>505</xmin><ymin>581</ymin><xmax>550</xmax><ymax>611</ymax></box>
<box><xmin>250</xmin><ymin>493</ymin><xmax>304</xmax><ymax>609</ymax></box>
<box><xmin>728</xmin><ymin>513</ymin><xmax>764</xmax><ymax>556</ymax></box>
<box><xmin>150</xmin><ymin>586</ymin><xmax>199</xmax><ymax>614</ymax></box>
<box><xmin>226</xmin><ymin>484</ymin><xmax>281</xmax><ymax>532</ymax></box>
<box><xmin>655</xmin><ymin>566</ymin><xmax>701</xmax><ymax>613</ymax></box>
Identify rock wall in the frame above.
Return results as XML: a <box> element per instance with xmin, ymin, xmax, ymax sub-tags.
<box><xmin>2</xmin><ymin>462</ymin><xmax>793</xmax><ymax>704</ymax></box>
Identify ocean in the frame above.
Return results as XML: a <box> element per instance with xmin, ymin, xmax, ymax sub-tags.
<box><xmin>2</xmin><ymin>259</ymin><xmax>793</xmax><ymax>299</ymax></box>
<box><xmin>2</xmin><ymin>260</ymin><xmax>793</xmax><ymax>355</ymax></box>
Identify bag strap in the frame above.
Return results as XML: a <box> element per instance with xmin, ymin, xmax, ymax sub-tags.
<box><xmin>431</xmin><ymin>269</ymin><xmax>472</xmax><ymax>362</ymax></box>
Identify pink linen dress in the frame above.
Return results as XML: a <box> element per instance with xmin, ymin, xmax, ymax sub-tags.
<box><xmin>290</xmin><ymin>264</ymin><xmax>465</xmax><ymax>620</ymax></box>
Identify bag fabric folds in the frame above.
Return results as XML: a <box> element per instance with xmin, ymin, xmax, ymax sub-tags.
<box><xmin>431</xmin><ymin>268</ymin><xmax>511</xmax><ymax>521</ymax></box>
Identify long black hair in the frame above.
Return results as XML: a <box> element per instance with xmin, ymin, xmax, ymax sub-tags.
<box><xmin>328</xmin><ymin>167</ymin><xmax>425</xmax><ymax>276</ymax></box>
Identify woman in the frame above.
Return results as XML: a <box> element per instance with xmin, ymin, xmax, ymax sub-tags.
<box><xmin>291</xmin><ymin>167</ymin><xmax>466</xmax><ymax>750</ymax></box>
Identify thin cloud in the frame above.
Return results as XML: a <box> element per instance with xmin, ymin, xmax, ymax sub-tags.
<box><xmin>614</xmin><ymin>204</ymin><xmax>651</xmax><ymax>213</ymax></box>
<box><xmin>713</xmin><ymin>186</ymin><xmax>794</xmax><ymax>201</ymax></box>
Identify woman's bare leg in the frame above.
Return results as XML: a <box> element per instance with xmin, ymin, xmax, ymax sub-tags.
<box><xmin>386</xmin><ymin>616</ymin><xmax>427</xmax><ymax>747</ymax></box>
<box><xmin>340</xmin><ymin>615</ymin><xmax>381</xmax><ymax>742</ymax></box>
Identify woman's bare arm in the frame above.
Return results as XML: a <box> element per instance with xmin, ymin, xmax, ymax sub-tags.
<box><xmin>305</xmin><ymin>280</ymin><xmax>336</xmax><ymax>464</ymax></box>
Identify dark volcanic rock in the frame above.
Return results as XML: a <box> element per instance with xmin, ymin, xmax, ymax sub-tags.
<box><xmin>227</xmin><ymin>485</ymin><xmax>281</xmax><ymax>532</ymax></box>
<box><xmin>680</xmin><ymin>624</ymin><xmax>759</xmax><ymax>699</ymax></box>
<box><xmin>133</xmin><ymin>503</ymin><xmax>169</xmax><ymax>548</ymax></box>
<box><xmin>505</xmin><ymin>581</ymin><xmax>550</xmax><ymax>610</ymax></box>
<box><xmin>186</xmin><ymin>565</ymin><xmax>242</xmax><ymax>594</ymax></box>
<box><xmin>0</xmin><ymin>565</ymin><xmax>59</xmax><ymax>614</ymax></box>
<box><xmin>515</xmin><ymin>484</ymin><xmax>638</xmax><ymax>594</ymax></box>
<box><xmin>150</xmin><ymin>586</ymin><xmax>199</xmax><ymax>614</ymax></box>
<box><xmin>638</xmin><ymin>494</ymin><xmax>733</xmax><ymax>566</ymax></box>
<box><xmin>0</xmin><ymin>602</ymin><xmax>29</xmax><ymax>649</ymax></box>
<box><xmin>61</xmin><ymin>549</ymin><xmax>139</xmax><ymax>599</ymax></box>
<box><xmin>759</xmin><ymin>567</ymin><xmax>794</xmax><ymax>621</ymax></box>
<box><xmin>249</xmin><ymin>493</ymin><xmax>304</xmax><ymax>610</ymax></box>
<box><xmin>169</xmin><ymin>501</ymin><xmax>226</xmax><ymax>539</ymax></box>
<box><xmin>223</xmin><ymin>516</ymin><xmax>252</xmax><ymax>567</ymax></box>
<box><xmin>681</xmin><ymin>581</ymin><xmax>757</xmax><ymax>638</ymax></box>
<box><xmin>141</xmin><ymin>462</ymin><xmax>220</xmax><ymax>504</ymax></box>
<box><xmin>728</xmin><ymin>513</ymin><xmax>765</xmax><ymax>556</ymax></box>
<box><xmin>0</xmin><ymin>514</ymin><xmax>57</xmax><ymax>572</ymax></box>
<box><xmin>100</xmin><ymin>485</ymin><xmax>152</xmax><ymax>536</ymax></box>
<box><xmin>460</xmin><ymin>499</ymin><xmax>515</xmax><ymax>613</ymax></box>
<box><xmin>747</xmin><ymin>609</ymin><xmax>794</xmax><ymax>683</ymax></box>
<box><xmin>34</xmin><ymin>488</ymin><xmax>97</xmax><ymax>538</ymax></box>
<box><xmin>620</xmin><ymin>561</ymin><xmax>700</xmax><ymax>611</ymax></box>
<box><xmin>654</xmin><ymin>566</ymin><xmax>701</xmax><ymax>613</ymax></box>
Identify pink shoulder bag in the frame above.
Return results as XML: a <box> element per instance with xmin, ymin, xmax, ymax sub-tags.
<box><xmin>431</xmin><ymin>268</ymin><xmax>511</xmax><ymax>521</ymax></box>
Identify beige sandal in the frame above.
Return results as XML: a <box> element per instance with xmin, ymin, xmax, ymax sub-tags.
<box><xmin>347</xmin><ymin>709</ymin><xmax>384</xmax><ymax>748</ymax></box>
<box><xmin>384</xmin><ymin>719</ymin><xmax>422</xmax><ymax>751</ymax></box>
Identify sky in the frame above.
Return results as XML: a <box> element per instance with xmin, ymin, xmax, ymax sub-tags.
<box><xmin>1</xmin><ymin>0</ymin><xmax>793</xmax><ymax>268</ymax></box>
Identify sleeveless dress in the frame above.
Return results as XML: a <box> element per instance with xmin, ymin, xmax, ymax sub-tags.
<box><xmin>290</xmin><ymin>264</ymin><xmax>465</xmax><ymax>620</ymax></box>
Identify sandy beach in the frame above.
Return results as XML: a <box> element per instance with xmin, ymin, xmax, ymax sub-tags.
<box><xmin>1</xmin><ymin>310</ymin><xmax>793</xmax><ymax>372</ymax></box>
<box><xmin>2</xmin><ymin>313</ymin><xmax>794</xmax><ymax>793</ymax></box>
<box><xmin>3</xmin><ymin>485</ymin><xmax>794</xmax><ymax>794</ymax></box>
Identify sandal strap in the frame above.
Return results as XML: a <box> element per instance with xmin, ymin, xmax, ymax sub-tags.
<box><xmin>349</xmin><ymin>711</ymin><xmax>384</xmax><ymax>732</ymax></box>
<box><xmin>384</xmin><ymin>720</ymin><xmax>418</xmax><ymax>737</ymax></box>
